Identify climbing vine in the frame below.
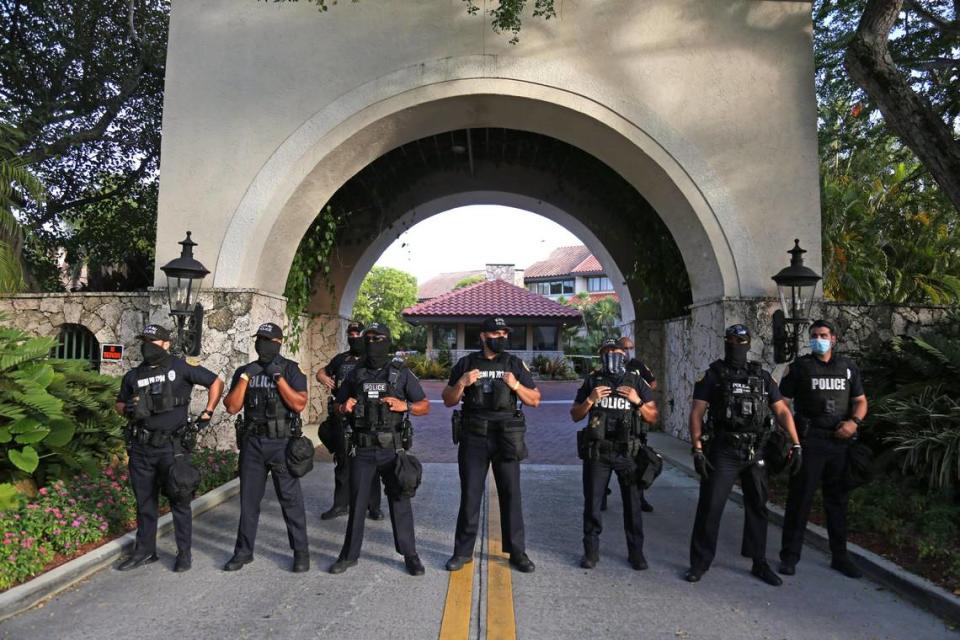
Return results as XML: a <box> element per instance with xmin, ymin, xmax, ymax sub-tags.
<box><xmin>283</xmin><ymin>205</ymin><xmax>343</xmax><ymax>348</ymax></box>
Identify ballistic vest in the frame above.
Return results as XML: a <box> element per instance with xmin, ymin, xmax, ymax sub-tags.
<box><xmin>351</xmin><ymin>363</ymin><xmax>405</xmax><ymax>431</ymax></box>
<box><xmin>333</xmin><ymin>352</ymin><xmax>362</xmax><ymax>392</ymax></box>
<box><xmin>708</xmin><ymin>360</ymin><xmax>773</xmax><ymax>434</ymax></box>
<box><xmin>462</xmin><ymin>352</ymin><xmax>520</xmax><ymax>414</ymax></box>
<box><xmin>133</xmin><ymin>360</ymin><xmax>191</xmax><ymax>417</ymax></box>
<box><xmin>587</xmin><ymin>370</ymin><xmax>643</xmax><ymax>438</ymax></box>
<box><xmin>243</xmin><ymin>357</ymin><xmax>299</xmax><ymax>434</ymax></box>
<box><xmin>789</xmin><ymin>354</ymin><xmax>854</xmax><ymax>429</ymax></box>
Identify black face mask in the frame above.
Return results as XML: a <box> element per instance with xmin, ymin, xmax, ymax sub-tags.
<box><xmin>141</xmin><ymin>342</ymin><xmax>169</xmax><ymax>367</ymax></box>
<box><xmin>365</xmin><ymin>339</ymin><xmax>392</xmax><ymax>369</ymax></box>
<box><xmin>255</xmin><ymin>337</ymin><xmax>281</xmax><ymax>364</ymax></box>
<box><xmin>483</xmin><ymin>336</ymin><xmax>508</xmax><ymax>354</ymax></box>
<box><xmin>347</xmin><ymin>336</ymin><xmax>365</xmax><ymax>356</ymax></box>
<box><xmin>602</xmin><ymin>351</ymin><xmax>625</xmax><ymax>375</ymax></box>
<box><xmin>724</xmin><ymin>342</ymin><xmax>750</xmax><ymax>369</ymax></box>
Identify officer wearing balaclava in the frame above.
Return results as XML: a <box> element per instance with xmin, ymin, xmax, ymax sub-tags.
<box><xmin>442</xmin><ymin>317</ymin><xmax>541</xmax><ymax>574</ymax></box>
<box><xmin>570</xmin><ymin>338</ymin><xmax>658</xmax><ymax>570</ymax></box>
<box><xmin>778</xmin><ymin>319</ymin><xmax>867</xmax><ymax>579</ymax></box>
<box><xmin>222</xmin><ymin>322</ymin><xmax>311</xmax><ymax>573</ymax></box>
<box><xmin>329</xmin><ymin>323</ymin><xmax>430</xmax><ymax>576</ymax></box>
<box><xmin>114</xmin><ymin>324</ymin><xmax>224</xmax><ymax>573</ymax></box>
<box><xmin>316</xmin><ymin>321</ymin><xmax>383</xmax><ymax>522</ymax></box>
<box><xmin>684</xmin><ymin>324</ymin><xmax>801</xmax><ymax>586</ymax></box>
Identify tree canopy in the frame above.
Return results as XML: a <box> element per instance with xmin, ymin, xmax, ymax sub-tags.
<box><xmin>351</xmin><ymin>266</ymin><xmax>419</xmax><ymax>343</ymax></box>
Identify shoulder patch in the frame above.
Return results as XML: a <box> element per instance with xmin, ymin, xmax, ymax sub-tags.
<box><xmin>695</xmin><ymin>373</ymin><xmax>705</xmax><ymax>384</ymax></box>
<box><xmin>185</xmin><ymin>357</ymin><xmax>199</xmax><ymax>366</ymax></box>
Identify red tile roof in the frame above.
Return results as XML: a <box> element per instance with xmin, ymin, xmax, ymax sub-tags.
<box><xmin>523</xmin><ymin>246</ymin><xmax>593</xmax><ymax>279</ymax></box>
<box><xmin>417</xmin><ymin>270</ymin><xmax>484</xmax><ymax>300</ymax></box>
<box><xmin>571</xmin><ymin>255</ymin><xmax>604</xmax><ymax>275</ymax></box>
<box><xmin>403</xmin><ymin>278</ymin><xmax>582</xmax><ymax>321</ymax></box>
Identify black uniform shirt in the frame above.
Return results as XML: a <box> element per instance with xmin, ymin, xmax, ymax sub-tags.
<box><xmin>625</xmin><ymin>358</ymin><xmax>656</xmax><ymax>385</ymax></box>
<box><xmin>335</xmin><ymin>364</ymin><xmax>426</xmax><ymax>405</ymax></box>
<box><xmin>229</xmin><ymin>357</ymin><xmax>309</xmax><ymax>399</ymax></box>
<box><xmin>324</xmin><ymin>350</ymin><xmax>363</xmax><ymax>390</ymax></box>
<box><xmin>117</xmin><ymin>358</ymin><xmax>218</xmax><ymax>432</ymax></box>
<box><xmin>448</xmin><ymin>352</ymin><xmax>536</xmax><ymax>420</ymax></box>
<box><xmin>575</xmin><ymin>371</ymin><xmax>655</xmax><ymax>405</ymax></box>
<box><xmin>692</xmin><ymin>366</ymin><xmax>783</xmax><ymax>406</ymax></box>
<box><xmin>779</xmin><ymin>357</ymin><xmax>864</xmax><ymax>399</ymax></box>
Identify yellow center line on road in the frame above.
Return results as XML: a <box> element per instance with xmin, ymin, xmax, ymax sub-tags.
<box><xmin>485</xmin><ymin>473</ymin><xmax>517</xmax><ymax>640</ymax></box>
<box><xmin>438</xmin><ymin>540</ymin><xmax>475</xmax><ymax>640</ymax></box>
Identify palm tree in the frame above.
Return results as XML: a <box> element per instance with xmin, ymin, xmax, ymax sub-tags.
<box><xmin>0</xmin><ymin>121</ymin><xmax>44</xmax><ymax>292</ymax></box>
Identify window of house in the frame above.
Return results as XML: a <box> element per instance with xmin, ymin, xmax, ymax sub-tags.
<box><xmin>432</xmin><ymin>325</ymin><xmax>457</xmax><ymax>350</ymax></box>
<box><xmin>530</xmin><ymin>280</ymin><xmax>573</xmax><ymax>296</ymax></box>
<box><xmin>533</xmin><ymin>326</ymin><xmax>559</xmax><ymax>351</ymax></box>
<box><xmin>51</xmin><ymin>323</ymin><xmax>100</xmax><ymax>371</ymax></box>
<box><xmin>586</xmin><ymin>276</ymin><xmax>613</xmax><ymax>292</ymax></box>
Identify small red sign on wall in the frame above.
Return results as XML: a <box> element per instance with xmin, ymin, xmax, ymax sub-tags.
<box><xmin>101</xmin><ymin>344</ymin><xmax>124</xmax><ymax>361</ymax></box>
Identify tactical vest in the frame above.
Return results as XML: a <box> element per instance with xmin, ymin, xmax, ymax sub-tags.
<box><xmin>708</xmin><ymin>360</ymin><xmax>773</xmax><ymax>434</ymax></box>
<box><xmin>587</xmin><ymin>371</ymin><xmax>642</xmax><ymax>439</ymax></box>
<box><xmin>790</xmin><ymin>354</ymin><xmax>853</xmax><ymax>425</ymax></box>
<box><xmin>333</xmin><ymin>352</ymin><xmax>362</xmax><ymax>392</ymax></box>
<box><xmin>243</xmin><ymin>358</ymin><xmax>299</xmax><ymax>437</ymax></box>
<box><xmin>462</xmin><ymin>353</ymin><xmax>519</xmax><ymax>414</ymax></box>
<box><xmin>351</xmin><ymin>363</ymin><xmax>405</xmax><ymax>431</ymax></box>
<box><xmin>133</xmin><ymin>361</ymin><xmax>191</xmax><ymax>418</ymax></box>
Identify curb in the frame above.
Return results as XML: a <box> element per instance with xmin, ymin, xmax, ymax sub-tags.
<box><xmin>653</xmin><ymin>439</ymin><xmax>960</xmax><ymax>625</ymax></box>
<box><xmin>0</xmin><ymin>477</ymin><xmax>241</xmax><ymax>622</ymax></box>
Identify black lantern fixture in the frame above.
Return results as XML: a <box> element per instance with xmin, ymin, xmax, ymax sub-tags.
<box><xmin>159</xmin><ymin>231</ymin><xmax>209</xmax><ymax>357</ymax></box>
<box><xmin>771</xmin><ymin>239</ymin><xmax>822</xmax><ymax>363</ymax></box>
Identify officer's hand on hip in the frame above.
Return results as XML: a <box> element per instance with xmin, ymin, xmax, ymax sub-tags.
<box><xmin>341</xmin><ymin>398</ymin><xmax>358</xmax><ymax>413</ymax></box>
<box><xmin>264</xmin><ymin>362</ymin><xmax>283</xmax><ymax>380</ymax></box>
<box><xmin>787</xmin><ymin>444</ymin><xmax>803</xmax><ymax>475</ymax></box>
<box><xmin>835</xmin><ymin>421</ymin><xmax>857</xmax><ymax>439</ymax></box>
<box><xmin>617</xmin><ymin>385</ymin><xmax>642</xmax><ymax>406</ymax></box>
<box><xmin>588</xmin><ymin>386</ymin><xmax>611</xmax><ymax>403</ymax></box>
<box><xmin>692</xmin><ymin>448</ymin><xmax>712</xmax><ymax>480</ymax></box>
<box><xmin>245</xmin><ymin>362</ymin><xmax>264</xmax><ymax>378</ymax></box>
<box><xmin>381</xmin><ymin>396</ymin><xmax>408</xmax><ymax>413</ymax></box>
<box><xmin>196</xmin><ymin>410</ymin><xmax>213</xmax><ymax>429</ymax></box>
<box><xmin>459</xmin><ymin>369</ymin><xmax>481</xmax><ymax>387</ymax></box>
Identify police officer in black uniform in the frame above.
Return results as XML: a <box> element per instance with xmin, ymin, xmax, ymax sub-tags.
<box><xmin>329</xmin><ymin>323</ymin><xmax>430</xmax><ymax>576</ymax></box>
<box><xmin>316</xmin><ymin>321</ymin><xmax>383</xmax><ymax>521</ymax></box>
<box><xmin>443</xmin><ymin>317</ymin><xmax>541</xmax><ymax>574</ymax></box>
<box><xmin>114</xmin><ymin>324</ymin><xmax>224</xmax><ymax>572</ymax></box>
<box><xmin>779</xmin><ymin>319</ymin><xmax>868</xmax><ymax>579</ymax></box>
<box><xmin>570</xmin><ymin>338</ymin><xmax>659</xmax><ymax>570</ymax></box>
<box><xmin>222</xmin><ymin>322</ymin><xmax>311</xmax><ymax>573</ymax></box>
<box><xmin>685</xmin><ymin>324</ymin><xmax>802</xmax><ymax>586</ymax></box>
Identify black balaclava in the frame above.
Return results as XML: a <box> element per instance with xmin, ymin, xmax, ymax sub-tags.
<box><xmin>142</xmin><ymin>342</ymin><xmax>170</xmax><ymax>368</ymax></box>
<box><xmin>365</xmin><ymin>337</ymin><xmax>392</xmax><ymax>369</ymax></box>
<box><xmin>602</xmin><ymin>351</ymin><xmax>625</xmax><ymax>376</ymax></box>
<box><xmin>347</xmin><ymin>335</ymin><xmax>365</xmax><ymax>356</ymax></box>
<box><xmin>255</xmin><ymin>337</ymin><xmax>281</xmax><ymax>364</ymax></box>
<box><xmin>483</xmin><ymin>336</ymin><xmax>508</xmax><ymax>354</ymax></box>
<box><xmin>724</xmin><ymin>341</ymin><xmax>750</xmax><ymax>369</ymax></box>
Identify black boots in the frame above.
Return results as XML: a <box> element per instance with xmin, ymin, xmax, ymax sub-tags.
<box><xmin>751</xmin><ymin>560</ymin><xmax>783</xmax><ymax>586</ymax></box>
<box><xmin>117</xmin><ymin>552</ymin><xmax>159</xmax><ymax>571</ymax></box>
<box><xmin>223</xmin><ymin>554</ymin><xmax>254</xmax><ymax>571</ymax></box>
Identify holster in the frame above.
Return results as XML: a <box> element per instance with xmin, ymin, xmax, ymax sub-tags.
<box><xmin>400</xmin><ymin>417</ymin><xmax>413</xmax><ymax>451</ymax></box>
<box><xmin>451</xmin><ymin>410</ymin><xmax>462</xmax><ymax>445</ymax></box>
<box><xmin>125</xmin><ymin>423</ymin><xmax>179</xmax><ymax>448</ymax></box>
<box><xmin>234</xmin><ymin>415</ymin><xmax>248</xmax><ymax>450</ymax></box>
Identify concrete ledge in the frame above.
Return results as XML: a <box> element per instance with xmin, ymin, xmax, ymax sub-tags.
<box><xmin>648</xmin><ymin>432</ymin><xmax>960</xmax><ymax>625</ymax></box>
<box><xmin>0</xmin><ymin>477</ymin><xmax>241</xmax><ymax>622</ymax></box>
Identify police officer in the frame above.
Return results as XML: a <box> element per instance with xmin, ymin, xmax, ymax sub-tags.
<box><xmin>316</xmin><ymin>321</ymin><xmax>383</xmax><ymax>521</ymax></box>
<box><xmin>570</xmin><ymin>338</ymin><xmax>658</xmax><ymax>570</ymax></box>
<box><xmin>114</xmin><ymin>324</ymin><xmax>224</xmax><ymax>572</ymax></box>
<box><xmin>329</xmin><ymin>323</ymin><xmax>430</xmax><ymax>576</ymax></box>
<box><xmin>779</xmin><ymin>319</ymin><xmax>867</xmax><ymax>579</ymax></box>
<box><xmin>685</xmin><ymin>324</ymin><xmax>802</xmax><ymax>586</ymax></box>
<box><xmin>443</xmin><ymin>317</ymin><xmax>541</xmax><ymax>574</ymax></box>
<box><xmin>222</xmin><ymin>322</ymin><xmax>311</xmax><ymax>573</ymax></box>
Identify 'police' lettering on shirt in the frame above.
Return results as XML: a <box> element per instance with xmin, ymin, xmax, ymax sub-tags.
<box><xmin>597</xmin><ymin>396</ymin><xmax>632</xmax><ymax>411</ymax></box>
<box><xmin>247</xmin><ymin>375</ymin><xmax>277</xmax><ymax>389</ymax></box>
<box><xmin>363</xmin><ymin>382</ymin><xmax>387</xmax><ymax>398</ymax></box>
<box><xmin>730</xmin><ymin>382</ymin><xmax>753</xmax><ymax>394</ymax></box>
<box><xmin>811</xmin><ymin>377</ymin><xmax>847</xmax><ymax>391</ymax></box>
<box><xmin>136</xmin><ymin>372</ymin><xmax>174</xmax><ymax>388</ymax></box>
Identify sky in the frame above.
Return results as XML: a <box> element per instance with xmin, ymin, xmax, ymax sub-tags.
<box><xmin>374</xmin><ymin>205</ymin><xmax>583</xmax><ymax>284</ymax></box>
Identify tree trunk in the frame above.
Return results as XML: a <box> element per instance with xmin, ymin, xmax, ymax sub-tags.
<box><xmin>845</xmin><ymin>0</ymin><xmax>960</xmax><ymax>212</ymax></box>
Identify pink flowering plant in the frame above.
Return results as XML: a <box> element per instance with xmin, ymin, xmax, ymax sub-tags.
<box><xmin>0</xmin><ymin>448</ymin><xmax>238</xmax><ymax>591</ymax></box>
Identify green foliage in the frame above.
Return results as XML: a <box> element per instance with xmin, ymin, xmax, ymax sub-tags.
<box><xmin>0</xmin><ymin>322</ymin><xmax>125</xmax><ymax>496</ymax></box>
<box><xmin>403</xmin><ymin>353</ymin><xmax>451</xmax><ymax>380</ymax></box>
<box><xmin>453</xmin><ymin>275</ymin><xmax>485</xmax><ymax>290</ymax></box>
<box><xmin>0</xmin><ymin>120</ymin><xmax>44</xmax><ymax>293</ymax></box>
<box><xmin>350</xmin><ymin>266</ymin><xmax>418</xmax><ymax>343</ymax></box>
<box><xmin>881</xmin><ymin>388</ymin><xmax>960</xmax><ymax>490</ymax></box>
<box><xmin>0</xmin><ymin>448</ymin><xmax>238</xmax><ymax>591</ymax></box>
<box><xmin>462</xmin><ymin>0</ymin><xmax>556</xmax><ymax>44</ymax></box>
<box><xmin>562</xmin><ymin>296</ymin><xmax>622</xmax><ymax>356</ymax></box>
<box><xmin>531</xmin><ymin>354</ymin><xmax>575</xmax><ymax>380</ymax></box>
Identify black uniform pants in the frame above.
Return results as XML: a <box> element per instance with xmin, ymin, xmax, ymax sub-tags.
<box><xmin>332</xmin><ymin>426</ymin><xmax>382</xmax><ymax>513</ymax></box>
<box><xmin>780</xmin><ymin>437</ymin><xmax>850</xmax><ymax>564</ymax></box>
<box><xmin>689</xmin><ymin>442</ymin><xmax>769</xmax><ymax>571</ymax></box>
<box><xmin>454</xmin><ymin>430</ymin><xmax>525</xmax><ymax>558</ymax></box>
<box><xmin>128</xmin><ymin>441</ymin><xmax>192</xmax><ymax>554</ymax></box>
<box><xmin>339</xmin><ymin>446</ymin><xmax>417</xmax><ymax>561</ymax></box>
<box><xmin>583</xmin><ymin>451</ymin><xmax>644</xmax><ymax>557</ymax></box>
<box><xmin>234</xmin><ymin>435</ymin><xmax>308</xmax><ymax>557</ymax></box>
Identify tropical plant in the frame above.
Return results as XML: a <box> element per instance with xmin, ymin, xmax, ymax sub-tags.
<box><xmin>403</xmin><ymin>353</ymin><xmax>451</xmax><ymax>380</ymax></box>
<box><xmin>0</xmin><ymin>121</ymin><xmax>44</xmax><ymax>292</ymax></box>
<box><xmin>880</xmin><ymin>388</ymin><xmax>960</xmax><ymax>490</ymax></box>
<box><xmin>531</xmin><ymin>354</ymin><xmax>575</xmax><ymax>380</ymax></box>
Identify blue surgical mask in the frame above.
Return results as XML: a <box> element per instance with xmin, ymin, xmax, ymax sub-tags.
<box><xmin>809</xmin><ymin>338</ymin><xmax>832</xmax><ymax>355</ymax></box>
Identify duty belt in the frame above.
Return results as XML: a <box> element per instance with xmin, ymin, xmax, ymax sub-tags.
<box><xmin>128</xmin><ymin>424</ymin><xmax>181</xmax><ymax>448</ymax></box>
<box><xmin>246</xmin><ymin>421</ymin><xmax>296</xmax><ymax>439</ymax></box>
<box><xmin>351</xmin><ymin>428</ymin><xmax>402</xmax><ymax>450</ymax></box>
<box><xmin>463</xmin><ymin>414</ymin><xmax>521</xmax><ymax>435</ymax></box>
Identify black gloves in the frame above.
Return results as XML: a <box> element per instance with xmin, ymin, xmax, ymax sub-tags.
<box><xmin>788</xmin><ymin>444</ymin><xmax>803</xmax><ymax>476</ymax></box>
<box><xmin>264</xmin><ymin>362</ymin><xmax>283</xmax><ymax>380</ymax></box>
<box><xmin>196</xmin><ymin>410</ymin><xmax>213</xmax><ymax>430</ymax></box>
<box><xmin>245</xmin><ymin>362</ymin><xmax>264</xmax><ymax>378</ymax></box>
<box><xmin>692</xmin><ymin>448</ymin><xmax>712</xmax><ymax>480</ymax></box>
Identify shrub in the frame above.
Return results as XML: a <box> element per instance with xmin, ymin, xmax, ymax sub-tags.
<box><xmin>533</xmin><ymin>355</ymin><xmax>576</xmax><ymax>380</ymax></box>
<box><xmin>403</xmin><ymin>353</ymin><xmax>451</xmax><ymax>380</ymax></box>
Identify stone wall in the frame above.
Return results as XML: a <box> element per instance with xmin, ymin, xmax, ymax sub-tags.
<box><xmin>659</xmin><ymin>298</ymin><xmax>957</xmax><ymax>439</ymax></box>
